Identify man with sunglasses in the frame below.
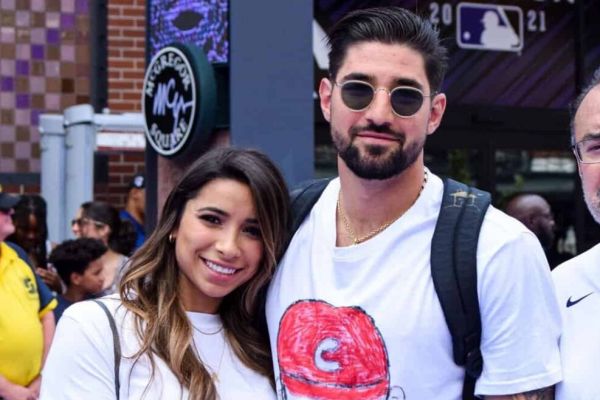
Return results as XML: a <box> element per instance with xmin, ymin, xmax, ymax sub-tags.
<box><xmin>0</xmin><ymin>188</ymin><xmax>56</xmax><ymax>400</ymax></box>
<box><xmin>266</xmin><ymin>6</ymin><xmax>560</xmax><ymax>400</ymax></box>
<box><xmin>553</xmin><ymin>67</ymin><xmax>600</xmax><ymax>399</ymax></box>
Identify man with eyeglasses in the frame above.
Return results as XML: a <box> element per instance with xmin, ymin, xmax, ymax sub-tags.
<box><xmin>553</xmin><ymin>68</ymin><xmax>600</xmax><ymax>400</ymax></box>
<box><xmin>266</xmin><ymin>6</ymin><xmax>560</xmax><ymax>400</ymax></box>
<box><xmin>0</xmin><ymin>188</ymin><xmax>56</xmax><ymax>400</ymax></box>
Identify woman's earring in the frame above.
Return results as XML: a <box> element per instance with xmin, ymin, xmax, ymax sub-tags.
<box><xmin>168</xmin><ymin>234</ymin><xmax>175</xmax><ymax>243</ymax></box>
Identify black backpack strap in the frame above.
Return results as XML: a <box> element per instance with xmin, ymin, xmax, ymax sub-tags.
<box><xmin>92</xmin><ymin>299</ymin><xmax>121</xmax><ymax>400</ymax></box>
<box><xmin>430</xmin><ymin>178</ymin><xmax>491</xmax><ymax>400</ymax></box>
<box><xmin>287</xmin><ymin>178</ymin><xmax>332</xmax><ymax>247</ymax></box>
<box><xmin>283</xmin><ymin>177</ymin><xmax>331</xmax><ymax>266</ymax></box>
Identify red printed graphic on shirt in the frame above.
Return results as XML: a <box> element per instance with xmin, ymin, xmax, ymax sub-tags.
<box><xmin>277</xmin><ymin>300</ymin><xmax>389</xmax><ymax>399</ymax></box>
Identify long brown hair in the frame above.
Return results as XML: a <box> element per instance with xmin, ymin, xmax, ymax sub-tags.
<box><xmin>119</xmin><ymin>148</ymin><xmax>290</xmax><ymax>399</ymax></box>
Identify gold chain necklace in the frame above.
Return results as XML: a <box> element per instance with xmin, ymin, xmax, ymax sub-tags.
<box><xmin>192</xmin><ymin>324</ymin><xmax>223</xmax><ymax>336</ymax></box>
<box><xmin>337</xmin><ymin>170</ymin><xmax>428</xmax><ymax>245</ymax></box>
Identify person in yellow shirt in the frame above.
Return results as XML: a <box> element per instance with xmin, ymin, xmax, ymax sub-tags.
<box><xmin>0</xmin><ymin>188</ymin><xmax>56</xmax><ymax>400</ymax></box>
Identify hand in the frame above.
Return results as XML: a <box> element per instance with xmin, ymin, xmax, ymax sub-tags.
<box><xmin>36</xmin><ymin>267</ymin><xmax>63</xmax><ymax>293</ymax></box>
<box><xmin>27</xmin><ymin>376</ymin><xmax>41</xmax><ymax>398</ymax></box>
<box><xmin>1</xmin><ymin>381</ymin><xmax>38</xmax><ymax>400</ymax></box>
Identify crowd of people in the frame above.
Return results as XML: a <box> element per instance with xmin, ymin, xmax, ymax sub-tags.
<box><xmin>1</xmin><ymin>5</ymin><xmax>599</xmax><ymax>400</ymax></box>
<box><xmin>0</xmin><ymin>174</ymin><xmax>145</xmax><ymax>399</ymax></box>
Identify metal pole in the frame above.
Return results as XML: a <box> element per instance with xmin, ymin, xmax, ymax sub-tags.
<box><xmin>39</xmin><ymin>114</ymin><xmax>66</xmax><ymax>243</ymax></box>
<box><xmin>63</xmin><ymin>104</ymin><xmax>95</xmax><ymax>239</ymax></box>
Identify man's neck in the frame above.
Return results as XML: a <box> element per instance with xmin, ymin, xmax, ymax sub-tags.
<box><xmin>336</xmin><ymin>157</ymin><xmax>426</xmax><ymax>246</ymax></box>
<box><xmin>63</xmin><ymin>286</ymin><xmax>86</xmax><ymax>303</ymax></box>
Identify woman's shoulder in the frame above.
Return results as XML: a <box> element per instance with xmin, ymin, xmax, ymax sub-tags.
<box><xmin>61</xmin><ymin>295</ymin><xmax>125</xmax><ymax>328</ymax></box>
<box><xmin>59</xmin><ymin>295</ymin><xmax>140</xmax><ymax>355</ymax></box>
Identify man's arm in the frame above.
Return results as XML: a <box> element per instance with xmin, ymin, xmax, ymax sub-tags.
<box><xmin>485</xmin><ymin>386</ymin><xmax>554</xmax><ymax>399</ymax></box>
<box><xmin>40</xmin><ymin>309</ymin><xmax>55</xmax><ymax>364</ymax></box>
<box><xmin>474</xmin><ymin>229</ymin><xmax>562</xmax><ymax>396</ymax></box>
<box><xmin>28</xmin><ymin>310</ymin><xmax>56</xmax><ymax>398</ymax></box>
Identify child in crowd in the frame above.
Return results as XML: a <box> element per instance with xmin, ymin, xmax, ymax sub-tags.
<box><xmin>48</xmin><ymin>238</ymin><xmax>107</xmax><ymax>321</ymax></box>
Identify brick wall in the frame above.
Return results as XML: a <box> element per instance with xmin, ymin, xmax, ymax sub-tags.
<box><xmin>0</xmin><ymin>0</ymin><xmax>92</xmax><ymax>176</ymax></box>
<box><xmin>0</xmin><ymin>183</ymin><xmax>40</xmax><ymax>196</ymax></box>
<box><xmin>99</xmin><ymin>0</ymin><xmax>147</xmax><ymax>209</ymax></box>
<box><xmin>94</xmin><ymin>149</ymin><xmax>145</xmax><ymax>207</ymax></box>
<box><xmin>107</xmin><ymin>0</ymin><xmax>146</xmax><ymax>113</ymax></box>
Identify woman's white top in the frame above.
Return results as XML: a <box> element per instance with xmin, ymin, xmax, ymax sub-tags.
<box><xmin>40</xmin><ymin>296</ymin><xmax>276</xmax><ymax>399</ymax></box>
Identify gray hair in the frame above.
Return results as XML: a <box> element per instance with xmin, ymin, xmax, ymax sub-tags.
<box><xmin>570</xmin><ymin>66</ymin><xmax>600</xmax><ymax>145</ymax></box>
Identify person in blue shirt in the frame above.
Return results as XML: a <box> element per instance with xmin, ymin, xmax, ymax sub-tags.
<box><xmin>119</xmin><ymin>173</ymin><xmax>146</xmax><ymax>252</ymax></box>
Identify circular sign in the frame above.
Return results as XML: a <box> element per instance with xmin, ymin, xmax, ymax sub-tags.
<box><xmin>142</xmin><ymin>44</ymin><xmax>216</xmax><ymax>157</ymax></box>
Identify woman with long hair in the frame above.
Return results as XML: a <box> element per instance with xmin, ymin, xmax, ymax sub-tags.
<box><xmin>8</xmin><ymin>194</ymin><xmax>50</xmax><ymax>269</ymax></box>
<box><xmin>40</xmin><ymin>148</ymin><xmax>290</xmax><ymax>399</ymax></box>
<box><xmin>76</xmin><ymin>201</ymin><xmax>136</xmax><ymax>293</ymax></box>
<box><xmin>8</xmin><ymin>194</ymin><xmax>66</xmax><ymax>293</ymax></box>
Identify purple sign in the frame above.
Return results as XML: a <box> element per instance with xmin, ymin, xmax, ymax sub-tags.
<box><xmin>148</xmin><ymin>0</ymin><xmax>229</xmax><ymax>63</ymax></box>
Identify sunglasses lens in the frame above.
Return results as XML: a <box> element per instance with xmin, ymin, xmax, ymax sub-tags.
<box><xmin>391</xmin><ymin>87</ymin><xmax>424</xmax><ymax>116</ymax></box>
<box><xmin>341</xmin><ymin>81</ymin><xmax>374</xmax><ymax>111</ymax></box>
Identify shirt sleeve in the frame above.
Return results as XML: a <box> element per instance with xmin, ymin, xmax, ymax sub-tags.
<box><xmin>475</xmin><ymin>230</ymin><xmax>562</xmax><ymax>395</ymax></box>
<box><xmin>35</xmin><ymin>273</ymin><xmax>57</xmax><ymax>317</ymax></box>
<box><xmin>5</xmin><ymin>241</ymin><xmax>57</xmax><ymax>316</ymax></box>
<box><xmin>39</xmin><ymin>301</ymin><xmax>118</xmax><ymax>400</ymax></box>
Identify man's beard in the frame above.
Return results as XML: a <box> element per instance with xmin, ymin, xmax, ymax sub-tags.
<box><xmin>583</xmin><ymin>186</ymin><xmax>600</xmax><ymax>224</ymax></box>
<box><xmin>332</xmin><ymin>122</ymin><xmax>425</xmax><ymax>180</ymax></box>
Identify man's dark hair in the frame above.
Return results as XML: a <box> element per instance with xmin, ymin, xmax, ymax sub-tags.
<box><xmin>49</xmin><ymin>238</ymin><xmax>107</xmax><ymax>285</ymax></box>
<box><xmin>570</xmin><ymin>66</ymin><xmax>600</xmax><ymax>145</ymax></box>
<box><xmin>327</xmin><ymin>6</ymin><xmax>448</xmax><ymax>93</ymax></box>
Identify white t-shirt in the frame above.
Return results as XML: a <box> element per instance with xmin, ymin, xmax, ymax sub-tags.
<box><xmin>553</xmin><ymin>243</ymin><xmax>600</xmax><ymax>400</ymax></box>
<box><xmin>40</xmin><ymin>296</ymin><xmax>276</xmax><ymax>400</ymax></box>
<box><xmin>266</xmin><ymin>172</ymin><xmax>561</xmax><ymax>399</ymax></box>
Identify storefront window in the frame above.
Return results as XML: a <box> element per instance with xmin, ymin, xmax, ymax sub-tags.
<box><xmin>495</xmin><ymin>149</ymin><xmax>576</xmax><ymax>198</ymax></box>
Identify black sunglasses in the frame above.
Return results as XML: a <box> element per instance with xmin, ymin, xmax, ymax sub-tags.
<box><xmin>71</xmin><ymin>217</ymin><xmax>105</xmax><ymax>228</ymax></box>
<box><xmin>335</xmin><ymin>80</ymin><xmax>436</xmax><ymax>118</ymax></box>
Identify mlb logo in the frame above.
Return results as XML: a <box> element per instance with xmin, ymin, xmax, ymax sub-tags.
<box><xmin>456</xmin><ymin>2</ymin><xmax>523</xmax><ymax>52</ymax></box>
